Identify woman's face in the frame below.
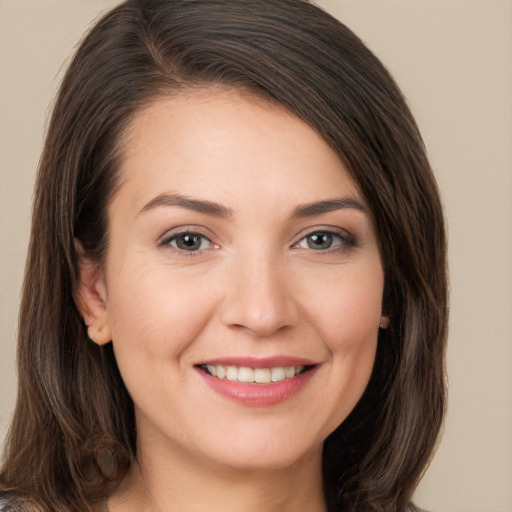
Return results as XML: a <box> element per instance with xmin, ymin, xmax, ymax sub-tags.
<box><xmin>84</xmin><ymin>90</ymin><xmax>385</xmax><ymax>471</ymax></box>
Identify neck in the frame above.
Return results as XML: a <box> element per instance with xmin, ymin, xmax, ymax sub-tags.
<box><xmin>108</xmin><ymin>436</ymin><xmax>327</xmax><ymax>512</ymax></box>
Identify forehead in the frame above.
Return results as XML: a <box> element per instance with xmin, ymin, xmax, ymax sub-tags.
<box><xmin>115</xmin><ymin>90</ymin><xmax>363</xmax><ymax>214</ymax></box>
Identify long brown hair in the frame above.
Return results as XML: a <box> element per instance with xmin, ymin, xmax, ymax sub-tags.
<box><xmin>0</xmin><ymin>1</ymin><xmax>447</xmax><ymax>511</ymax></box>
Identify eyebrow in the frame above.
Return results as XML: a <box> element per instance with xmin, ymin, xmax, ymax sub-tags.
<box><xmin>291</xmin><ymin>197</ymin><xmax>368</xmax><ymax>218</ymax></box>
<box><xmin>138</xmin><ymin>193</ymin><xmax>233</xmax><ymax>218</ymax></box>
<box><xmin>138</xmin><ymin>193</ymin><xmax>367</xmax><ymax>219</ymax></box>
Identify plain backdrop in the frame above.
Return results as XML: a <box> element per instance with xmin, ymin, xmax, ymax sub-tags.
<box><xmin>1</xmin><ymin>1</ymin><xmax>511</xmax><ymax>511</ymax></box>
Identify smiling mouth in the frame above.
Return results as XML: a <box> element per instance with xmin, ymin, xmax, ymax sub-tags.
<box><xmin>197</xmin><ymin>364</ymin><xmax>311</xmax><ymax>384</ymax></box>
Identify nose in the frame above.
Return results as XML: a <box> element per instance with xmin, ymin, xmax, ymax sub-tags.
<box><xmin>220</xmin><ymin>251</ymin><xmax>300</xmax><ymax>337</ymax></box>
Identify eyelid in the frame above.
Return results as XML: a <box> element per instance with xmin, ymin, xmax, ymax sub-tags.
<box><xmin>292</xmin><ymin>226</ymin><xmax>356</xmax><ymax>247</ymax></box>
<box><xmin>158</xmin><ymin>226</ymin><xmax>219</xmax><ymax>251</ymax></box>
<box><xmin>157</xmin><ymin>225</ymin><xmax>356</xmax><ymax>254</ymax></box>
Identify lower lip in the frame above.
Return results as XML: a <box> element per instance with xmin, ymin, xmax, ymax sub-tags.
<box><xmin>196</xmin><ymin>367</ymin><xmax>316</xmax><ymax>407</ymax></box>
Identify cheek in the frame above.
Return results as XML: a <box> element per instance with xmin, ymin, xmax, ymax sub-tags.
<box><xmin>105</xmin><ymin>260</ymin><xmax>218</xmax><ymax>370</ymax></box>
<box><xmin>323</xmin><ymin>285</ymin><xmax>380</xmax><ymax>386</ymax></box>
<box><xmin>298</xmin><ymin>263</ymin><xmax>383</xmax><ymax>426</ymax></box>
<box><xmin>105</xmin><ymin>266</ymin><xmax>221</xmax><ymax>413</ymax></box>
<box><xmin>301</xmin><ymin>264</ymin><xmax>384</xmax><ymax>353</ymax></box>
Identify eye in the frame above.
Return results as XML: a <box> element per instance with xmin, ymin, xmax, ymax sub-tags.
<box><xmin>295</xmin><ymin>230</ymin><xmax>354</xmax><ymax>251</ymax></box>
<box><xmin>163</xmin><ymin>231</ymin><xmax>214</xmax><ymax>252</ymax></box>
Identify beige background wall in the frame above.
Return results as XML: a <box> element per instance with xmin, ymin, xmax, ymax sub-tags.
<box><xmin>1</xmin><ymin>1</ymin><xmax>511</xmax><ymax>510</ymax></box>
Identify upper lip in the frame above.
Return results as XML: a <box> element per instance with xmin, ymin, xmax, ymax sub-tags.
<box><xmin>195</xmin><ymin>355</ymin><xmax>317</xmax><ymax>368</ymax></box>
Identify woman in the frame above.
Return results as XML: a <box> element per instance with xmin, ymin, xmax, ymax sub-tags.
<box><xmin>0</xmin><ymin>1</ymin><xmax>447</xmax><ymax>511</ymax></box>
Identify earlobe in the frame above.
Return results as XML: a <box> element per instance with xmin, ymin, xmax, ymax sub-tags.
<box><xmin>86</xmin><ymin>323</ymin><xmax>112</xmax><ymax>346</ymax></box>
<box><xmin>75</xmin><ymin>248</ymin><xmax>112</xmax><ymax>346</ymax></box>
<box><xmin>379</xmin><ymin>315</ymin><xmax>390</xmax><ymax>329</ymax></box>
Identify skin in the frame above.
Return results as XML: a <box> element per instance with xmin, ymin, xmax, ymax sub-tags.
<box><xmin>79</xmin><ymin>90</ymin><xmax>386</xmax><ymax>512</ymax></box>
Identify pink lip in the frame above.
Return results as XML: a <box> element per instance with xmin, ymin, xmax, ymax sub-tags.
<box><xmin>195</xmin><ymin>356</ymin><xmax>318</xmax><ymax>407</ymax></box>
<box><xmin>196</xmin><ymin>355</ymin><xmax>316</xmax><ymax>368</ymax></box>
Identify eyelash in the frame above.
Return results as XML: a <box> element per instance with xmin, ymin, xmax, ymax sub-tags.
<box><xmin>293</xmin><ymin>229</ymin><xmax>356</xmax><ymax>254</ymax></box>
<box><xmin>159</xmin><ymin>229</ymin><xmax>217</xmax><ymax>255</ymax></box>
<box><xmin>158</xmin><ymin>227</ymin><xmax>356</xmax><ymax>256</ymax></box>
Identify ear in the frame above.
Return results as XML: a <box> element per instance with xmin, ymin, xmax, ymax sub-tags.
<box><xmin>379</xmin><ymin>315</ymin><xmax>390</xmax><ymax>330</ymax></box>
<box><xmin>380</xmin><ymin>279</ymin><xmax>391</xmax><ymax>330</ymax></box>
<box><xmin>75</xmin><ymin>248</ymin><xmax>112</xmax><ymax>346</ymax></box>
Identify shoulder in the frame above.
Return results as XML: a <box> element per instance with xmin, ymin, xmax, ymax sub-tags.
<box><xmin>0</xmin><ymin>501</ymin><xmax>18</xmax><ymax>511</ymax></box>
<box><xmin>0</xmin><ymin>493</ymin><xmax>28</xmax><ymax>512</ymax></box>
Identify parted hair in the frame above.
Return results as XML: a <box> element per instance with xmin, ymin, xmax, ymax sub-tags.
<box><xmin>0</xmin><ymin>1</ymin><xmax>447</xmax><ymax>511</ymax></box>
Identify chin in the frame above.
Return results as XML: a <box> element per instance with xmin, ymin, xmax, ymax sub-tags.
<box><xmin>208</xmin><ymin>444</ymin><xmax>322</xmax><ymax>473</ymax></box>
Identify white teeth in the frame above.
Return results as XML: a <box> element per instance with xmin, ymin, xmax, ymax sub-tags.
<box><xmin>284</xmin><ymin>366</ymin><xmax>296</xmax><ymax>378</ymax></box>
<box><xmin>226</xmin><ymin>366</ymin><xmax>238</xmax><ymax>382</ymax></box>
<box><xmin>203</xmin><ymin>364</ymin><xmax>306</xmax><ymax>383</ymax></box>
<box><xmin>237</xmin><ymin>367</ymin><xmax>255</xmax><ymax>383</ymax></box>
<box><xmin>254</xmin><ymin>368</ymin><xmax>272</xmax><ymax>383</ymax></box>
<box><xmin>271</xmin><ymin>367</ymin><xmax>286</xmax><ymax>382</ymax></box>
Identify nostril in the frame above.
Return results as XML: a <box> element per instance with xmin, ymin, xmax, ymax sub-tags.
<box><xmin>218</xmin><ymin>265</ymin><xmax>300</xmax><ymax>335</ymax></box>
